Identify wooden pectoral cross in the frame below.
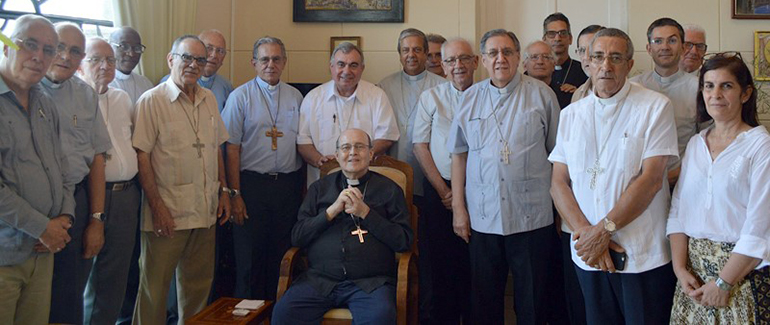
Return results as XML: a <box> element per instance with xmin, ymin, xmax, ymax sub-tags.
<box><xmin>192</xmin><ymin>137</ymin><xmax>205</xmax><ymax>158</ymax></box>
<box><xmin>351</xmin><ymin>226</ymin><xmax>368</xmax><ymax>243</ymax></box>
<box><xmin>265</xmin><ymin>126</ymin><xmax>283</xmax><ymax>151</ymax></box>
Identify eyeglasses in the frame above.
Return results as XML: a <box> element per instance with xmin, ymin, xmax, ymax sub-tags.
<box><xmin>206</xmin><ymin>45</ymin><xmax>226</xmax><ymax>56</ymax></box>
<box><xmin>575</xmin><ymin>46</ymin><xmax>587</xmax><ymax>56</ymax></box>
<box><xmin>545</xmin><ymin>30</ymin><xmax>570</xmax><ymax>39</ymax></box>
<box><xmin>650</xmin><ymin>37</ymin><xmax>680</xmax><ymax>46</ymax></box>
<box><xmin>483</xmin><ymin>48</ymin><xmax>517</xmax><ymax>58</ymax></box>
<box><xmin>400</xmin><ymin>47</ymin><xmax>425</xmax><ymax>55</ymax></box>
<box><xmin>338</xmin><ymin>143</ymin><xmax>371</xmax><ymax>153</ymax></box>
<box><xmin>84</xmin><ymin>56</ymin><xmax>117</xmax><ymax>66</ymax></box>
<box><xmin>14</xmin><ymin>38</ymin><xmax>57</xmax><ymax>58</ymax></box>
<box><xmin>172</xmin><ymin>53</ymin><xmax>208</xmax><ymax>66</ymax></box>
<box><xmin>443</xmin><ymin>55</ymin><xmax>474</xmax><ymax>66</ymax></box>
<box><xmin>526</xmin><ymin>53</ymin><xmax>554</xmax><ymax>61</ymax></box>
<box><xmin>684</xmin><ymin>42</ymin><xmax>708</xmax><ymax>52</ymax></box>
<box><xmin>255</xmin><ymin>55</ymin><xmax>284</xmax><ymax>65</ymax></box>
<box><xmin>56</xmin><ymin>43</ymin><xmax>85</xmax><ymax>59</ymax></box>
<box><xmin>703</xmin><ymin>51</ymin><xmax>742</xmax><ymax>61</ymax></box>
<box><xmin>334</xmin><ymin>61</ymin><xmax>361</xmax><ymax>69</ymax></box>
<box><xmin>589</xmin><ymin>53</ymin><xmax>628</xmax><ymax>65</ymax></box>
<box><xmin>112</xmin><ymin>42</ymin><xmax>146</xmax><ymax>54</ymax></box>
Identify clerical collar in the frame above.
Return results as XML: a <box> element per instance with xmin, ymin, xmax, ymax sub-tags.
<box><xmin>200</xmin><ymin>75</ymin><xmax>211</xmax><ymax>82</ymax></box>
<box><xmin>41</xmin><ymin>76</ymin><xmax>65</xmax><ymax>89</ymax></box>
<box><xmin>653</xmin><ymin>68</ymin><xmax>683</xmax><ymax>86</ymax></box>
<box><xmin>401</xmin><ymin>69</ymin><xmax>427</xmax><ymax>82</ymax></box>
<box><xmin>488</xmin><ymin>72</ymin><xmax>521</xmax><ymax>94</ymax></box>
<box><xmin>256</xmin><ymin>77</ymin><xmax>279</xmax><ymax>92</ymax></box>
<box><xmin>555</xmin><ymin>64</ymin><xmax>563</xmax><ymax>70</ymax></box>
<box><xmin>115</xmin><ymin>70</ymin><xmax>131</xmax><ymax>80</ymax></box>
<box><xmin>339</xmin><ymin>170</ymin><xmax>372</xmax><ymax>188</ymax></box>
<box><xmin>594</xmin><ymin>79</ymin><xmax>631</xmax><ymax>106</ymax></box>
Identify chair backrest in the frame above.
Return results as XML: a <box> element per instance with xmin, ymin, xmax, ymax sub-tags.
<box><xmin>320</xmin><ymin>155</ymin><xmax>417</xmax><ymax>249</ymax></box>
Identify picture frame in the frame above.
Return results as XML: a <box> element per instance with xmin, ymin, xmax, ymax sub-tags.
<box><xmin>732</xmin><ymin>0</ymin><xmax>770</xmax><ymax>19</ymax></box>
<box><xmin>294</xmin><ymin>0</ymin><xmax>405</xmax><ymax>23</ymax></box>
<box><xmin>755</xmin><ymin>31</ymin><xmax>770</xmax><ymax>81</ymax></box>
<box><xmin>330</xmin><ymin>36</ymin><xmax>362</xmax><ymax>55</ymax></box>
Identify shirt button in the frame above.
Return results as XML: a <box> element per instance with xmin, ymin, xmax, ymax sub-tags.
<box><xmin>501</xmin><ymin>178</ymin><xmax>505</xmax><ymax>182</ymax></box>
<box><xmin>502</xmin><ymin>197</ymin><xmax>506</xmax><ymax>201</ymax></box>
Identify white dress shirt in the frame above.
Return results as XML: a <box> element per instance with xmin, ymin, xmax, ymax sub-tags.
<box><xmin>109</xmin><ymin>70</ymin><xmax>154</xmax><ymax>106</ymax></box>
<box><xmin>448</xmin><ymin>73</ymin><xmax>560</xmax><ymax>236</ymax></box>
<box><xmin>99</xmin><ymin>87</ymin><xmax>138</xmax><ymax>182</ymax></box>
<box><xmin>413</xmin><ymin>82</ymin><xmax>464</xmax><ymax>180</ymax></box>
<box><xmin>549</xmin><ymin>81</ymin><xmax>679</xmax><ymax>273</ymax></box>
<box><xmin>378</xmin><ymin>70</ymin><xmax>447</xmax><ymax>195</ymax></box>
<box><xmin>297</xmin><ymin>80</ymin><xmax>399</xmax><ymax>184</ymax></box>
<box><xmin>667</xmin><ymin>126</ymin><xmax>770</xmax><ymax>269</ymax></box>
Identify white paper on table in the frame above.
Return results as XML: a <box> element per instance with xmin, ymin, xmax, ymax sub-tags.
<box><xmin>235</xmin><ymin>299</ymin><xmax>265</xmax><ymax>310</ymax></box>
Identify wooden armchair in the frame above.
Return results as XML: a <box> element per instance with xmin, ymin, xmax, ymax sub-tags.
<box><xmin>276</xmin><ymin>155</ymin><xmax>419</xmax><ymax>325</ymax></box>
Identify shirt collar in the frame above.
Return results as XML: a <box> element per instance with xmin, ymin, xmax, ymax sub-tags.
<box><xmin>200</xmin><ymin>75</ymin><xmax>212</xmax><ymax>82</ymax></box>
<box><xmin>164</xmin><ymin>77</ymin><xmax>202</xmax><ymax>104</ymax></box>
<box><xmin>338</xmin><ymin>169</ymin><xmax>372</xmax><ymax>189</ymax></box>
<box><xmin>653</xmin><ymin>68</ymin><xmax>683</xmax><ymax>86</ymax></box>
<box><xmin>0</xmin><ymin>75</ymin><xmax>11</xmax><ymax>95</ymax></box>
<box><xmin>41</xmin><ymin>76</ymin><xmax>66</xmax><ymax>89</ymax></box>
<box><xmin>115</xmin><ymin>70</ymin><xmax>131</xmax><ymax>80</ymax></box>
<box><xmin>256</xmin><ymin>76</ymin><xmax>280</xmax><ymax>92</ymax></box>
<box><xmin>488</xmin><ymin>72</ymin><xmax>522</xmax><ymax>94</ymax></box>
<box><xmin>402</xmin><ymin>69</ymin><xmax>427</xmax><ymax>82</ymax></box>
<box><xmin>593</xmin><ymin>78</ymin><xmax>631</xmax><ymax>106</ymax></box>
<box><xmin>326</xmin><ymin>82</ymin><xmax>361</xmax><ymax>104</ymax></box>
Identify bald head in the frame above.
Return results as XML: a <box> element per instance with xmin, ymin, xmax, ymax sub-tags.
<box><xmin>46</xmin><ymin>22</ymin><xmax>85</xmax><ymax>83</ymax></box>
<box><xmin>336</xmin><ymin>128</ymin><xmax>373</xmax><ymax>178</ymax></box>
<box><xmin>523</xmin><ymin>40</ymin><xmax>555</xmax><ymax>84</ymax></box>
<box><xmin>81</xmin><ymin>37</ymin><xmax>116</xmax><ymax>92</ymax></box>
<box><xmin>441</xmin><ymin>38</ymin><xmax>478</xmax><ymax>91</ymax></box>
<box><xmin>198</xmin><ymin>29</ymin><xmax>227</xmax><ymax>77</ymax></box>
<box><xmin>1</xmin><ymin>14</ymin><xmax>57</xmax><ymax>91</ymax></box>
<box><xmin>110</xmin><ymin>26</ymin><xmax>144</xmax><ymax>74</ymax></box>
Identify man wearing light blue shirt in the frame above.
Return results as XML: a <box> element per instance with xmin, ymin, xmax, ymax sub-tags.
<box><xmin>447</xmin><ymin>29</ymin><xmax>560</xmax><ymax>325</ymax></box>
<box><xmin>0</xmin><ymin>15</ymin><xmax>74</xmax><ymax>325</ymax></box>
<box><xmin>161</xmin><ymin>30</ymin><xmax>233</xmax><ymax>112</ymax></box>
<box><xmin>222</xmin><ymin>36</ymin><xmax>303</xmax><ymax>300</ymax></box>
<box><xmin>41</xmin><ymin>23</ymin><xmax>112</xmax><ymax>325</ymax></box>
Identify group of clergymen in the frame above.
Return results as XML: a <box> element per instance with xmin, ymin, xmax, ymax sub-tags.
<box><xmin>2</xmin><ymin>8</ymin><xmax>754</xmax><ymax>325</ymax></box>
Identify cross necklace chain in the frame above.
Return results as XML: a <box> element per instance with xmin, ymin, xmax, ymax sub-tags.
<box><xmin>347</xmin><ymin>181</ymin><xmax>369</xmax><ymax>243</ymax></box>
<box><xmin>180</xmin><ymin>97</ymin><xmax>205</xmax><ymax>158</ymax></box>
<box><xmin>486</xmin><ymin>86</ymin><xmax>516</xmax><ymax>164</ymax></box>
<box><xmin>260</xmin><ymin>82</ymin><xmax>283</xmax><ymax>151</ymax></box>
<box><xmin>334</xmin><ymin>95</ymin><xmax>357</xmax><ymax>136</ymax></box>
<box><xmin>587</xmin><ymin>96</ymin><xmax>626</xmax><ymax>190</ymax></box>
<box><xmin>398</xmin><ymin>73</ymin><xmax>428</xmax><ymax>135</ymax></box>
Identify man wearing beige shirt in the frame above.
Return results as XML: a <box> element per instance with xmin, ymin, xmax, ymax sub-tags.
<box><xmin>132</xmin><ymin>35</ymin><xmax>230</xmax><ymax>324</ymax></box>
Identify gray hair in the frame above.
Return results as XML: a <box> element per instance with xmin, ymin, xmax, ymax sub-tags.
<box><xmin>589</xmin><ymin>28</ymin><xmax>634</xmax><ymax>60</ymax></box>
<box><xmin>252</xmin><ymin>36</ymin><xmax>286</xmax><ymax>59</ymax></box>
<box><xmin>440</xmin><ymin>37</ymin><xmax>474</xmax><ymax>57</ymax></box>
<box><xmin>10</xmin><ymin>14</ymin><xmax>55</xmax><ymax>40</ymax></box>
<box><xmin>330</xmin><ymin>41</ymin><xmax>365</xmax><ymax>65</ymax></box>
<box><xmin>85</xmin><ymin>37</ymin><xmax>113</xmax><ymax>53</ymax></box>
<box><xmin>683</xmin><ymin>24</ymin><xmax>706</xmax><ymax>36</ymax></box>
<box><xmin>397</xmin><ymin>28</ymin><xmax>428</xmax><ymax>53</ymax></box>
<box><xmin>170</xmin><ymin>34</ymin><xmax>205</xmax><ymax>54</ymax></box>
<box><xmin>480</xmin><ymin>29</ymin><xmax>521</xmax><ymax>54</ymax></box>
<box><xmin>523</xmin><ymin>40</ymin><xmax>556</xmax><ymax>62</ymax></box>
<box><xmin>427</xmin><ymin>33</ymin><xmax>446</xmax><ymax>45</ymax></box>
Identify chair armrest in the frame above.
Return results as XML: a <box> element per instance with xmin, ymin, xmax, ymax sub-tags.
<box><xmin>396</xmin><ymin>251</ymin><xmax>418</xmax><ymax>325</ymax></box>
<box><xmin>276</xmin><ymin>247</ymin><xmax>303</xmax><ymax>301</ymax></box>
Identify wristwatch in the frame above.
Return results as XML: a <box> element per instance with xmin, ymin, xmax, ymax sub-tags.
<box><xmin>220</xmin><ymin>186</ymin><xmax>232</xmax><ymax>196</ymax></box>
<box><xmin>715</xmin><ymin>277</ymin><xmax>734</xmax><ymax>291</ymax></box>
<box><xmin>91</xmin><ymin>212</ymin><xmax>105</xmax><ymax>222</ymax></box>
<box><xmin>603</xmin><ymin>217</ymin><xmax>617</xmax><ymax>235</ymax></box>
<box><xmin>230</xmin><ymin>188</ymin><xmax>241</xmax><ymax>198</ymax></box>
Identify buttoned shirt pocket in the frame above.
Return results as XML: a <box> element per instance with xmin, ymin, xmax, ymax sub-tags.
<box><xmin>159</xmin><ymin>182</ymin><xmax>196</xmax><ymax>220</ymax></box>
<box><xmin>160</xmin><ymin>121</ymin><xmax>187</xmax><ymax>151</ymax></box>
<box><xmin>508</xmin><ymin>178</ymin><xmax>549</xmax><ymax>220</ymax></box>
<box><xmin>285</xmin><ymin>108</ymin><xmax>299</xmax><ymax>134</ymax></box>
<box><xmin>465</xmin><ymin>181</ymin><xmax>497</xmax><ymax>221</ymax></box>
<box><xmin>564</xmin><ymin>141</ymin><xmax>587</xmax><ymax>177</ymax></box>
<box><xmin>517</xmin><ymin>110</ymin><xmax>542</xmax><ymax>146</ymax></box>
<box><xmin>316</xmin><ymin>108</ymin><xmax>336</xmax><ymax>144</ymax></box>
<box><xmin>619</xmin><ymin>136</ymin><xmax>645</xmax><ymax>176</ymax></box>
<box><xmin>73</xmin><ymin>118</ymin><xmax>93</xmax><ymax>148</ymax></box>
<box><xmin>466</xmin><ymin>118</ymin><xmax>486</xmax><ymax>152</ymax></box>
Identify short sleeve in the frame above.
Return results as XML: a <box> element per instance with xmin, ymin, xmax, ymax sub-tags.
<box><xmin>132</xmin><ymin>93</ymin><xmax>158</xmax><ymax>153</ymax></box>
<box><xmin>642</xmin><ymin>99</ymin><xmax>679</xmax><ymax>160</ymax></box>
<box><xmin>221</xmin><ymin>89</ymin><xmax>245</xmax><ymax>145</ymax></box>
<box><xmin>372</xmin><ymin>89</ymin><xmax>400</xmax><ymax>141</ymax></box>
<box><xmin>733</xmin><ymin>139</ymin><xmax>770</xmax><ymax>261</ymax></box>
<box><xmin>297</xmin><ymin>92</ymin><xmax>315</xmax><ymax>145</ymax></box>
<box><xmin>548</xmin><ymin>109</ymin><xmax>570</xmax><ymax>165</ymax></box>
<box><xmin>412</xmin><ymin>90</ymin><xmax>435</xmax><ymax>144</ymax></box>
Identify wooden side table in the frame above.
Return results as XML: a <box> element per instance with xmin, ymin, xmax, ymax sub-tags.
<box><xmin>188</xmin><ymin>297</ymin><xmax>273</xmax><ymax>325</ymax></box>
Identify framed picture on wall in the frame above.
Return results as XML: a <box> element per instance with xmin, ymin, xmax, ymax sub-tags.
<box><xmin>733</xmin><ymin>0</ymin><xmax>770</xmax><ymax>19</ymax></box>
<box><xmin>330</xmin><ymin>36</ymin><xmax>362</xmax><ymax>55</ymax></box>
<box><xmin>755</xmin><ymin>31</ymin><xmax>770</xmax><ymax>80</ymax></box>
<box><xmin>294</xmin><ymin>0</ymin><xmax>405</xmax><ymax>22</ymax></box>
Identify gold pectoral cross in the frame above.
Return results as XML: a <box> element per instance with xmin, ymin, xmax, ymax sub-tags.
<box><xmin>351</xmin><ymin>226</ymin><xmax>368</xmax><ymax>243</ymax></box>
<box><xmin>500</xmin><ymin>142</ymin><xmax>511</xmax><ymax>165</ymax></box>
<box><xmin>265</xmin><ymin>126</ymin><xmax>283</xmax><ymax>151</ymax></box>
<box><xmin>192</xmin><ymin>137</ymin><xmax>205</xmax><ymax>158</ymax></box>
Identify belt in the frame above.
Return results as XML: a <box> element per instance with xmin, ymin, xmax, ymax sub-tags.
<box><xmin>242</xmin><ymin>169</ymin><xmax>299</xmax><ymax>181</ymax></box>
<box><xmin>106</xmin><ymin>179</ymin><xmax>136</xmax><ymax>191</ymax></box>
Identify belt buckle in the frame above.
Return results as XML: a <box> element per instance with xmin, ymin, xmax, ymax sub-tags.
<box><xmin>268</xmin><ymin>172</ymin><xmax>279</xmax><ymax>180</ymax></box>
<box><xmin>112</xmin><ymin>182</ymin><xmax>128</xmax><ymax>191</ymax></box>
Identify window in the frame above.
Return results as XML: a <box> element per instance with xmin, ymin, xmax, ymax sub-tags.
<box><xmin>1</xmin><ymin>0</ymin><xmax>116</xmax><ymax>39</ymax></box>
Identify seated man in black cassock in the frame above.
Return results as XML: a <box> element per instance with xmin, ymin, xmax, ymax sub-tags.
<box><xmin>272</xmin><ymin>128</ymin><xmax>413</xmax><ymax>325</ymax></box>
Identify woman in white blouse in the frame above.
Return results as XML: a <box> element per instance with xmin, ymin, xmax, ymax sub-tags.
<box><xmin>667</xmin><ymin>52</ymin><xmax>770</xmax><ymax>324</ymax></box>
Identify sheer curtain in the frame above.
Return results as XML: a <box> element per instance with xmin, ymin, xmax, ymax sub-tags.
<box><xmin>112</xmin><ymin>0</ymin><xmax>198</xmax><ymax>84</ymax></box>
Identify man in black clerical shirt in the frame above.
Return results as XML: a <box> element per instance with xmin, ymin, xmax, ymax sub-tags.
<box><xmin>543</xmin><ymin>12</ymin><xmax>588</xmax><ymax>108</ymax></box>
<box><xmin>272</xmin><ymin>128</ymin><xmax>413</xmax><ymax>325</ymax></box>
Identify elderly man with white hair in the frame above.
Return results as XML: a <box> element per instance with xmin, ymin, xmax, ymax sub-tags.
<box><xmin>679</xmin><ymin>24</ymin><xmax>707</xmax><ymax>75</ymax></box>
<box><xmin>523</xmin><ymin>40</ymin><xmax>557</xmax><ymax>85</ymax></box>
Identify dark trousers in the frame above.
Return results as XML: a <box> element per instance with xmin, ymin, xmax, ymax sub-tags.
<box><xmin>544</xmin><ymin>223</ymin><xmax>570</xmax><ymax>325</ymax></box>
<box><xmin>50</xmin><ymin>179</ymin><xmax>94</xmax><ymax>324</ymax></box>
<box><xmin>232</xmin><ymin>170</ymin><xmax>302</xmax><ymax>300</ymax></box>
<box><xmin>272</xmin><ymin>279</ymin><xmax>396</xmax><ymax>325</ymax></box>
<box><xmin>575</xmin><ymin>262</ymin><xmax>676</xmax><ymax>325</ymax></box>
<box><xmin>116</xmin><ymin>206</ymin><xmax>142</xmax><ymax>325</ymax></box>
<box><xmin>420</xmin><ymin>178</ymin><xmax>470</xmax><ymax>325</ymax></box>
<box><xmin>84</xmin><ymin>179</ymin><xmax>141</xmax><ymax>325</ymax></box>
<box><xmin>561</xmin><ymin>231</ymin><xmax>586</xmax><ymax>325</ymax></box>
<box><xmin>469</xmin><ymin>225</ymin><xmax>552</xmax><ymax>325</ymax></box>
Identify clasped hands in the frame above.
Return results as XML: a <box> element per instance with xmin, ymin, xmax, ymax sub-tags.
<box><xmin>327</xmin><ymin>185</ymin><xmax>370</xmax><ymax>220</ymax></box>
<box><xmin>573</xmin><ymin>223</ymin><xmax>625</xmax><ymax>273</ymax></box>
<box><xmin>674</xmin><ymin>267</ymin><xmax>730</xmax><ymax>308</ymax></box>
